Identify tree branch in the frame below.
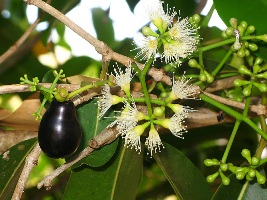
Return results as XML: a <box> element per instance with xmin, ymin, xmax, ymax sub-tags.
<box><xmin>23</xmin><ymin>0</ymin><xmax>172</xmax><ymax>85</ymax></box>
<box><xmin>11</xmin><ymin>143</ymin><xmax>42</xmax><ymax>200</ymax></box>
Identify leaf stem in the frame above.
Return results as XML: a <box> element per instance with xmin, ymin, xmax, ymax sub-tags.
<box><xmin>211</xmin><ymin>49</ymin><xmax>233</xmax><ymax>77</ymax></box>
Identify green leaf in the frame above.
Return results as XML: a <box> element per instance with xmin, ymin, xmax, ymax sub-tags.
<box><xmin>125</xmin><ymin>0</ymin><xmax>140</xmax><ymax>12</ymax></box>
<box><xmin>0</xmin><ymin>138</ymin><xmax>37</xmax><ymax>199</ymax></box>
<box><xmin>164</xmin><ymin>0</ymin><xmax>197</xmax><ymax>18</ymax></box>
<box><xmin>153</xmin><ymin>142</ymin><xmax>213</xmax><ymax>200</ymax></box>
<box><xmin>92</xmin><ymin>8</ymin><xmax>115</xmax><ymax>45</ymax></box>
<box><xmin>214</xmin><ymin>0</ymin><xmax>267</xmax><ymax>34</ymax></box>
<box><xmin>68</xmin><ymin>99</ymin><xmax>119</xmax><ymax>168</ymax></box>
<box><xmin>63</xmin><ymin>140</ymin><xmax>143</xmax><ymax>199</ymax></box>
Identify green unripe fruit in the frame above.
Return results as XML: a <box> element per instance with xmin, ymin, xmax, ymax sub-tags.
<box><xmin>221</xmin><ymin>31</ymin><xmax>229</xmax><ymax>39</ymax></box>
<box><xmin>234</xmin><ymin>79</ymin><xmax>249</xmax><ymax>87</ymax></box>
<box><xmin>204</xmin><ymin>158</ymin><xmax>219</xmax><ymax>166</ymax></box>
<box><xmin>207</xmin><ymin>172</ymin><xmax>219</xmax><ymax>183</ymax></box>
<box><xmin>255</xmin><ymin>57</ymin><xmax>263</xmax><ymax>65</ymax></box>
<box><xmin>251</xmin><ymin>157</ymin><xmax>260</xmax><ymax>166</ymax></box>
<box><xmin>237</xmin><ymin>48</ymin><xmax>245</xmax><ymax>58</ymax></box>
<box><xmin>236</xmin><ymin>171</ymin><xmax>246</xmax><ymax>180</ymax></box>
<box><xmin>220</xmin><ymin>163</ymin><xmax>228</xmax><ymax>171</ymax></box>
<box><xmin>192</xmin><ymin>14</ymin><xmax>201</xmax><ymax>24</ymax></box>
<box><xmin>225</xmin><ymin>27</ymin><xmax>234</xmax><ymax>36</ymax></box>
<box><xmin>240</xmin><ymin>21</ymin><xmax>247</xmax><ymax>30</ymax></box>
<box><xmin>248</xmin><ymin>43</ymin><xmax>258</xmax><ymax>51</ymax></box>
<box><xmin>241</xmin><ymin>149</ymin><xmax>251</xmax><ymax>163</ymax></box>
<box><xmin>238</xmin><ymin>65</ymin><xmax>252</xmax><ymax>75</ymax></box>
<box><xmin>188</xmin><ymin>59</ymin><xmax>200</xmax><ymax>68</ymax></box>
<box><xmin>230</xmin><ymin>18</ymin><xmax>238</xmax><ymax>29</ymax></box>
<box><xmin>246</xmin><ymin>25</ymin><xmax>255</xmax><ymax>35</ymax></box>
<box><xmin>256</xmin><ymin>171</ymin><xmax>266</xmax><ymax>184</ymax></box>
<box><xmin>153</xmin><ymin>107</ymin><xmax>165</xmax><ymax>117</ymax></box>
<box><xmin>248</xmin><ymin>168</ymin><xmax>256</xmax><ymax>178</ymax></box>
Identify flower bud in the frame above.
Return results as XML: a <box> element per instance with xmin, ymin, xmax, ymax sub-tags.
<box><xmin>248</xmin><ymin>43</ymin><xmax>258</xmax><ymax>51</ymax></box>
<box><xmin>226</xmin><ymin>27</ymin><xmax>234</xmax><ymax>36</ymax></box>
<box><xmin>142</xmin><ymin>26</ymin><xmax>159</xmax><ymax>37</ymax></box>
<box><xmin>204</xmin><ymin>158</ymin><xmax>219</xmax><ymax>166</ymax></box>
<box><xmin>245</xmin><ymin>25</ymin><xmax>255</xmax><ymax>35</ymax></box>
<box><xmin>243</xmin><ymin>85</ymin><xmax>252</xmax><ymax>96</ymax></box>
<box><xmin>221</xmin><ymin>31</ymin><xmax>229</xmax><ymax>39</ymax></box>
<box><xmin>207</xmin><ymin>172</ymin><xmax>219</xmax><ymax>183</ymax></box>
<box><xmin>237</xmin><ymin>48</ymin><xmax>245</xmax><ymax>58</ymax></box>
<box><xmin>253</xmin><ymin>64</ymin><xmax>261</xmax><ymax>74</ymax></box>
<box><xmin>255</xmin><ymin>57</ymin><xmax>263</xmax><ymax>65</ymax></box>
<box><xmin>256</xmin><ymin>170</ymin><xmax>266</xmax><ymax>184</ymax></box>
<box><xmin>238</xmin><ymin>65</ymin><xmax>252</xmax><ymax>75</ymax></box>
<box><xmin>234</xmin><ymin>79</ymin><xmax>249</xmax><ymax>87</ymax></box>
<box><xmin>240</xmin><ymin>21</ymin><xmax>247</xmax><ymax>30</ymax></box>
<box><xmin>192</xmin><ymin>14</ymin><xmax>201</xmax><ymax>24</ymax></box>
<box><xmin>220</xmin><ymin>171</ymin><xmax>230</xmax><ymax>185</ymax></box>
<box><xmin>230</xmin><ymin>18</ymin><xmax>238</xmax><ymax>29</ymax></box>
<box><xmin>220</xmin><ymin>163</ymin><xmax>228</xmax><ymax>171</ymax></box>
<box><xmin>251</xmin><ymin>157</ymin><xmax>260</xmax><ymax>166</ymax></box>
<box><xmin>253</xmin><ymin>82</ymin><xmax>267</xmax><ymax>93</ymax></box>
<box><xmin>241</xmin><ymin>149</ymin><xmax>251</xmax><ymax>163</ymax></box>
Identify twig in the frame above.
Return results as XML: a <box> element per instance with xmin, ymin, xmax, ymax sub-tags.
<box><xmin>23</xmin><ymin>0</ymin><xmax>172</xmax><ymax>86</ymax></box>
<box><xmin>203</xmin><ymin>91</ymin><xmax>267</xmax><ymax>115</ymax></box>
<box><xmin>37</xmin><ymin>126</ymin><xmax>118</xmax><ymax>189</ymax></box>
<box><xmin>11</xmin><ymin>143</ymin><xmax>42</xmax><ymax>200</ymax></box>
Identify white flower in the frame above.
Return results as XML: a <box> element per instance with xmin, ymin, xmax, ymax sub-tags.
<box><xmin>169</xmin><ymin>113</ymin><xmax>187</xmax><ymax>138</ymax></box>
<box><xmin>123</xmin><ymin>127</ymin><xmax>142</xmax><ymax>153</ymax></box>
<box><xmin>145</xmin><ymin>0</ymin><xmax>176</xmax><ymax>31</ymax></box>
<box><xmin>133</xmin><ymin>34</ymin><xmax>158</xmax><ymax>61</ymax></box>
<box><xmin>98</xmin><ymin>85</ymin><xmax>123</xmax><ymax>118</ymax></box>
<box><xmin>109</xmin><ymin>101</ymin><xmax>147</xmax><ymax>137</ymax></box>
<box><xmin>161</xmin><ymin>39</ymin><xmax>197</xmax><ymax>64</ymax></box>
<box><xmin>145</xmin><ymin>128</ymin><xmax>164</xmax><ymax>156</ymax></box>
<box><xmin>168</xmin><ymin>17</ymin><xmax>199</xmax><ymax>42</ymax></box>
<box><xmin>170</xmin><ymin>75</ymin><xmax>199</xmax><ymax>100</ymax></box>
<box><xmin>112</xmin><ymin>64</ymin><xmax>133</xmax><ymax>93</ymax></box>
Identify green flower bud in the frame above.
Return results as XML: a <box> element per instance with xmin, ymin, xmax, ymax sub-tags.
<box><xmin>255</xmin><ymin>57</ymin><xmax>263</xmax><ymax>65</ymax></box>
<box><xmin>153</xmin><ymin>107</ymin><xmax>165</xmax><ymax>117</ymax></box>
<box><xmin>238</xmin><ymin>65</ymin><xmax>252</xmax><ymax>75</ymax></box>
<box><xmin>256</xmin><ymin>71</ymin><xmax>267</xmax><ymax>79</ymax></box>
<box><xmin>256</xmin><ymin>170</ymin><xmax>266</xmax><ymax>184</ymax></box>
<box><xmin>241</xmin><ymin>149</ymin><xmax>251</xmax><ymax>163</ymax></box>
<box><xmin>246</xmin><ymin>173</ymin><xmax>254</xmax><ymax>181</ymax></box>
<box><xmin>258</xmin><ymin>34</ymin><xmax>267</xmax><ymax>42</ymax></box>
<box><xmin>236</xmin><ymin>171</ymin><xmax>247</xmax><ymax>180</ymax></box>
<box><xmin>253</xmin><ymin>82</ymin><xmax>267</xmax><ymax>93</ymax></box>
<box><xmin>248</xmin><ymin>43</ymin><xmax>258</xmax><ymax>51</ymax></box>
<box><xmin>160</xmin><ymin>92</ymin><xmax>168</xmax><ymax>98</ymax></box>
<box><xmin>226</xmin><ymin>27</ymin><xmax>234</xmax><ymax>36</ymax></box>
<box><xmin>228</xmin><ymin>164</ymin><xmax>237</xmax><ymax>173</ymax></box>
<box><xmin>199</xmin><ymin>71</ymin><xmax>207</xmax><ymax>82</ymax></box>
<box><xmin>230</xmin><ymin>18</ymin><xmax>238</xmax><ymax>29</ymax></box>
<box><xmin>243</xmin><ymin>85</ymin><xmax>252</xmax><ymax>96</ymax></box>
<box><xmin>220</xmin><ymin>163</ymin><xmax>228</xmax><ymax>171</ymax></box>
<box><xmin>188</xmin><ymin>59</ymin><xmax>201</xmax><ymax>69</ymax></box>
<box><xmin>142</xmin><ymin>26</ymin><xmax>159</xmax><ymax>37</ymax></box>
<box><xmin>204</xmin><ymin>158</ymin><xmax>219</xmax><ymax>166</ymax></box>
<box><xmin>237</xmin><ymin>25</ymin><xmax>245</xmax><ymax>35</ymax></box>
<box><xmin>207</xmin><ymin>172</ymin><xmax>219</xmax><ymax>183</ymax></box>
<box><xmin>220</xmin><ymin>171</ymin><xmax>230</xmax><ymax>185</ymax></box>
<box><xmin>240</xmin><ymin>21</ymin><xmax>247</xmax><ymax>30</ymax></box>
<box><xmin>245</xmin><ymin>25</ymin><xmax>255</xmax><ymax>35</ymax></box>
<box><xmin>221</xmin><ymin>31</ymin><xmax>229</xmax><ymax>39</ymax></box>
<box><xmin>251</xmin><ymin>157</ymin><xmax>260</xmax><ymax>166</ymax></box>
<box><xmin>192</xmin><ymin>14</ymin><xmax>201</xmax><ymax>24</ymax></box>
<box><xmin>248</xmin><ymin>168</ymin><xmax>256</xmax><ymax>178</ymax></box>
<box><xmin>245</xmin><ymin>49</ymin><xmax>250</xmax><ymax>57</ymax></box>
<box><xmin>237</xmin><ymin>48</ymin><xmax>245</xmax><ymax>58</ymax></box>
<box><xmin>253</xmin><ymin>64</ymin><xmax>261</xmax><ymax>74</ymax></box>
<box><xmin>204</xmin><ymin>70</ymin><xmax>214</xmax><ymax>83</ymax></box>
<box><xmin>234</xmin><ymin>79</ymin><xmax>249</xmax><ymax>87</ymax></box>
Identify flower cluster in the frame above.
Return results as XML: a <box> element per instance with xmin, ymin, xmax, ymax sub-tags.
<box><xmin>98</xmin><ymin>64</ymin><xmax>199</xmax><ymax>156</ymax></box>
<box><xmin>133</xmin><ymin>0</ymin><xmax>200</xmax><ymax>65</ymax></box>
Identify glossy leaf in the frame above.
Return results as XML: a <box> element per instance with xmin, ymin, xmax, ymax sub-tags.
<box><xmin>0</xmin><ymin>138</ymin><xmax>37</xmax><ymax>199</ymax></box>
<box><xmin>125</xmin><ymin>0</ymin><xmax>140</xmax><ymax>12</ymax></box>
<box><xmin>153</xmin><ymin>142</ymin><xmax>213</xmax><ymax>200</ymax></box>
<box><xmin>63</xmin><ymin>140</ymin><xmax>143</xmax><ymax>199</ymax></box>
<box><xmin>69</xmin><ymin>99</ymin><xmax>119</xmax><ymax>168</ymax></box>
<box><xmin>214</xmin><ymin>0</ymin><xmax>267</xmax><ymax>34</ymax></box>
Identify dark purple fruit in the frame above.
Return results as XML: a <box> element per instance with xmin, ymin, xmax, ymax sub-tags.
<box><xmin>38</xmin><ymin>99</ymin><xmax>82</xmax><ymax>159</ymax></box>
